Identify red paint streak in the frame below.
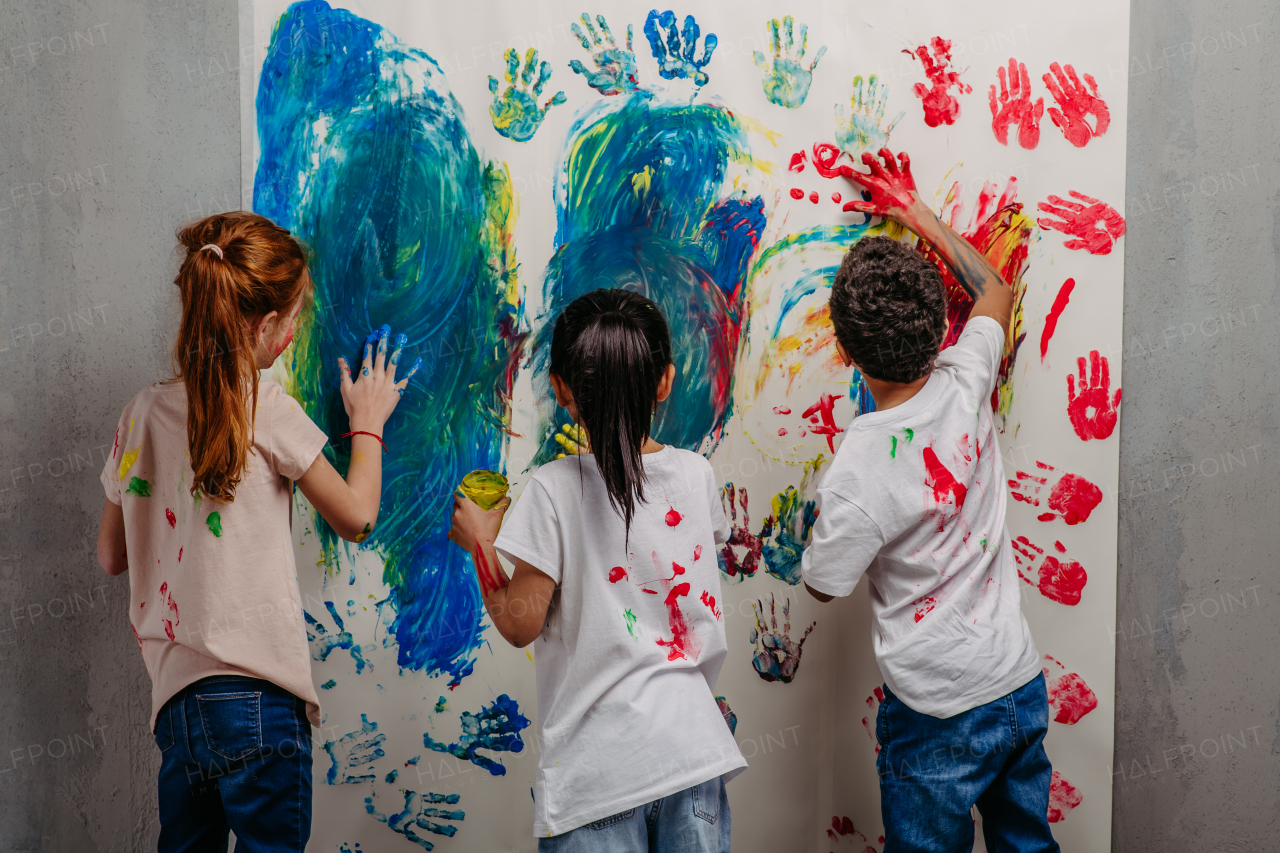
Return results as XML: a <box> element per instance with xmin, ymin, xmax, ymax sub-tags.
<box><xmin>789</xmin><ymin>187</ymin><xmax>804</xmax><ymax>200</ymax></box>
<box><xmin>800</xmin><ymin>393</ymin><xmax>844</xmax><ymax>452</ymax></box>
<box><xmin>905</xmin><ymin>37</ymin><xmax>972</xmax><ymax>127</ymax></box>
<box><xmin>699</xmin><ymin>589</ymin><xmax>722</xmax><ymax>620</ymax></box>
<box><xmin>1041</xmin><ymin>473</ymin><xmax>1101</xmax><ymax>524</ymax></box>
<box><xmin>642</xmin><ymin>588</ymin><xmax>658</xmax><ymax>594</ymax></box>
<box><xmin>773</xmin><ymin>406</ymin><xmax>791</xmax><ymax>415</ymax></box>
<box><xmin>788</xmin><ymin>150</ymin><xmax>807</xmax><ymax>172</ymax></box>
<box><xmin>158</xmin><ymin>582</ymin><xmax>179</xmax><ymax>641</ymax></box>
<box><xmin>808</xmin><ymin>191</ymin><xmax>819</xmax><ymax>204</ymax></box>
<box><xmin>1045</xmin><ymin>670</ymin><xmax>1098</xmax><ymax>724</ymax></box>
<box><xmin>1066</xmin><ymin>351</ymin><xmax>1121</xmax><ymax>440</ymax></box>
<box><xmin>989</xmin><ymin>58</ymin><xmax>1043</xmax><ymax>149</ymax></box>
<box><xmin>832</xmin><ymin>816</ymin><xmax>856</xmax><ymax>836</ymax></box>
<box><xmin>111</xmin><ymin>427</ymin><xmax>119</xmax><ymax>460</ymax></box>
<box><xmin>165</xmin><ymin>508</ymin><xmax>176</xmax><ymax>528</ymax></box>
<box><xmin>140</xmin><ymin>601</ymin><xmax>145</xmax><ymax>608</ymax></box>
<box><xmin>1047</xmin><ymin>771</ymin><xmax>1083</xmax><ymax>822</ymax></box>
<box><xmin>664</xmin><ymin>507</ymin><xmax>683</xmax><ymax>527</ymax></box>
<box><xmin>1053</xmin><ymin>540</ymin><xmax>1067</xmax><ymax>553</ymax></box>
<box><xmin>472</xmin><ymin>545</ymin><xmax>508</xmax><ymax>597</ymax></box>
<box><xmin>1044</xmin><ymin>62</ymin><xmax>1110</xmax><ymax>147</ymax></box>
<box><xmin>912</xmin><ymin>594</ymin><xmax>939</xmax><ymax>623</ymax></box>
<box><xmin>693</xmin><ymin>544</ymin><xmax>702</xmax><ymax>561</ymax></box>
<box><xmin>1038</xmin><ymin>191</ymin><xmax>1126</xmax><ymax>255</ymax></box>
<box><xmin>131</xmin><ymin>623</ymin><xmax>143</xmax><ymax>650</ymax></box>
<box><xmin>608</xmin><ymin>566</ymin><xmax>628</xmax><ymax>583</ymax></box>
<box><xmin>1013</xmin><ymin>536</ymin><xmax>1088</xmax><ymax>605</ymax></box>
<box><xmin>178</xmin><ymin>547</ymin><xmax>182</xmax><ymax>562</ymax></box>
<box><xmin>655</xmin><ymin>582</ymin><xmax>695</xmax><ymax>661</ymax></box>
<box><xmin>923</xmin><ymin>446</ymin><xmax>967</xmax><ymax>514</ymax></box>
<box><xmin>831</xmin><ymin>191</ymin><xmax>841</xmax><ymax>203</ymax></box>
<box><xmin>1040</xmin><ymin>278</ymin><xmax>1075</xmax><ymax>361</ymax></box>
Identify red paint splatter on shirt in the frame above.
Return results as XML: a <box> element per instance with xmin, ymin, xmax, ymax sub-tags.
<box><xmin>911</xmin><ymin>594</ymin><xmax>939</xmax><ymax>623</ymax></box>
<box><xmin>165</xmin><ymin>508</ymin><xmax>176</xmax><ymax>528</ymax></box>
<box><xmin>112</xmin><ymin>427</ymin><xmax>119</xmax><ymax>460</ymax></box>
<box><xmin>1040</xmin><ymin>278</ymin><xmax>1075</xmax><ymax>361</ymax></box>
<box><xmin>699</xmin><ymin>590</ymin><xmax>722</xmax><ymax>620</ymax></box>
<box><xmin>1067</xmin><ymin>350</ymin><xmax>1121</xmax><ymax>440</ymax></box>
<box><xmin>1047</xmin><ymin>770</ymin><xmax>1083</xmax><ymax>822</ymax></box>
<box><xmin>801</xmin><ymin>393</ymin><xmax>844</xmax><ymax>453</ymax></box>
<box><xmin>665</xmin><ymin>507</ymin><xmax>683</xmax><ymax>527</ymax></box>
<box><xmin>158</xmin><ymin>582</ymin><xmax>179</xmax><ymax>641</ymax></box>
<box><xmin>923</xmin><ymin>446</ymin><xmax>967</xmax><ymax>515</ymax></box>
<box><xmin>693</xmin><ymin>545</ymin><xmax>702</xmax><ymax>561</ymax></box>
<box><xmin>906</xmin><ymin>37</ymin><xmax>972</xmax><ymax>127</ymax></box>
<box><xmin>608</xmin><ymin>566</ymin><xmax>628</xmax><ymax>583</ymax></box>
<box><xmin>655</xmin><ymin>582</ymin><xmax>695</xmax><ymax>661</ymax></box>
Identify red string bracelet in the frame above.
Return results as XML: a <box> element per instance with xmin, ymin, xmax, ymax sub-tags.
<box><xmin>341</xmin><ymin>431</ymin><xmax>388</xmax><ymax>454</ymax></box>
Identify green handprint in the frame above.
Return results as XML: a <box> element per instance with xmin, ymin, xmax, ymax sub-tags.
<box><xmin>834</xmin><ymin>74</ymin><xmax>905</xmax><ymax>157</ymax></box>
<box><xmin>753</xmin><ymin>16</ymin><xmax>826</xmax><ymax>109</ymax></box>
<box><xmin>488</xmin><ymin>48</ymin><xmax>565</xmax><ymax>142</ymax></box>
<box><xmin>568</xmin><ymin>12</ymin><xmax>639</xmax><ymax>96</ymax></box>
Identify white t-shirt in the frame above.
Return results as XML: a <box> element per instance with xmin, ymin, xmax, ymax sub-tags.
<box><xmin>494</xmin><ymin>447</ymin><xmax>747</xmax><ymax>837</ymax></box>
<box><xmin>101</xmin><ymin>380</ymin><xmax>328</xmax><ymax>730</ymax></box>
<box><xmin>801</xmin><ymin>317</ymin><xmax>1041</xmax><ymax>718</ymax></box>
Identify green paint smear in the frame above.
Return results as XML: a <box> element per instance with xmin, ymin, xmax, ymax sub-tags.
<box><xmin>320</xmin><ymin>679</ymin><xmax>336</xmax><ymax>690</ymax></box>
<box><xmin>125</xmin><ymin>477</ymin><xmax>151</xmax><ymax>497</ymax></box>
<box><xmin>434</xmin><ymin>696</ymin><xmax>448</xmax><ymax>714</ymax></box>
<box><xmin>980</xmin><ymin>536</ymin><xmax>989</xmax><ymax>551</ymax></box>
<box><xmin>205</xmin><ymin>511</ymin><xmax>223</xmax><ymax>537</ymax></box>
<box><xmin>904</xmin><ymin>428</ymin><xmax>914</xmax><ymax>443</ymax></box>
<box><xmin>624</xmin><ymin>609</ymin><xmax>640</xmax><ymax>640</ymax></box>
<box><xmin>890</xmin><ymin>436</ymin><xmax>897</xmax><ymax>459</ymax></box>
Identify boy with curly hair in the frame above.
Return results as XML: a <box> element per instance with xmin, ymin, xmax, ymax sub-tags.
<box><xmin>802</xmin><ymin>148</ymin><xmax>1059</xmax><ymax>853</ymax></box>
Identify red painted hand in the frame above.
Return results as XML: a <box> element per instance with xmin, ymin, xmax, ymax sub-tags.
<box><xmin>1066</xmin><ymin>350</ymin><xmax>1121</xmax><ymax>441</ymax></box>
<box><xmin>1012</xmin><ymin>536</ymin><xmax>1087</xmax><ymax>606</ymax></box>
<box><xmin>989</xmin><ymin>58</ymin><xmax>1044</xmax><ymax>149</ymax></box>
<box><xmin>1043</xmin><ymin>62</ymin><xmax>1110</xmax><ymax>147</ymax></box>
<box><xmin>1037</xmin><ymin>190</ymin><xmax>1126</xmax><ymax>255</ymax></box>
<box><xmin>841</xmin><ymin>148</ymin><xmax>919</xmax><ymax>219</ymax></box>
<box><xmin>1008</xmin><ymin>460</ymin><xmax>1102</xmax><ymax>525</ymax></box>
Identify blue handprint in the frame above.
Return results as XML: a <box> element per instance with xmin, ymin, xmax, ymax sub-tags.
<box><xmin>753</xmin><ymin>16</ymin><xmax>826</xmax><ymax>109</ymax></box>
<box><xmin>644</xmin><ymin>10</ymin><xmax>717</xmax><ymax>87</ymax></box>
<box><xmin>568</xmin><ymin>12</ymin><xmax>639</xmax><ymax>96</ymax></box>
<box><xmin>422</xmin><ymin>694</ymin><xmax>530</xmax><ymax>776</ymax></box>
<box><xmin>304</xmin><ymin>601</ymin><xmax>369</xmax><ymax>673</ymax></box>
<box><xmin>323</xmin><ymin>714</ymin><xmax>386</xmax><ymax>785</ymax></box>
<box><xmin>759</xmin><ymin>485</ymin><xmax>817</xmax><ymax>585</ymax></box>
<box><xmin>366</xmin><ymin>788</ymin><xmax>464</xmax><ymax>851</ymax></box>
<box><xmin>835</xmin><ymin>73</ymin><xmax>905</xmax><ymax>157</ymax></box>
<box><xmin>488</xmin><ymin>48</ymin><xmax>565</xmax><ymax>142</ymax></box>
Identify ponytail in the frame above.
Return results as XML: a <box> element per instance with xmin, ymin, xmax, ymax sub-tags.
<box><xmin>173</xmin><ymin>212</ymin><xmax>309</xmax><ymax>502</ymax></box>
<box><xmin>549</xmin><ymin>289</ymin><xmax>672</xmax><ymax>533</ymax></box>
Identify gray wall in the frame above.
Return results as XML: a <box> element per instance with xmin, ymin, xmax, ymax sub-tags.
<box><xmin>0</xmin><ymin>0</ymin><xmax>1276</xmax><ymax>851</ymax></box>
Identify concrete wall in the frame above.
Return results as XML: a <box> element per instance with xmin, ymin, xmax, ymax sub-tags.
<box><xmin>1</xmin><ymin>0</ymin><xmax>1277</xmax><ymax>851</ymax></box>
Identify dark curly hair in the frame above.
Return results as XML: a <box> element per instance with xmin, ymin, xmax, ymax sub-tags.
<box><xmin>828</xmin><ymin>236</ymin><xmax>947</xmax><ymax>384</ymax></box>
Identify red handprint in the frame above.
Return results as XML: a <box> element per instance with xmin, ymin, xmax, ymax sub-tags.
<box><xmin>1043</xmin><ymin>654</ymin><xmax>1098</xmax><ymax>725</ymax></box>
<box><xmin>1066</xmin><ymin>350</ymin><xmax>1121</xmax><ymax>441</ymax></box>
<box><xmin>989</xmin><ymin>58</ymin><xmax>1043</xmax><ymax>149</ymax></box>
<box><xmin>1008</xmin><ymin>460</ymin><xmax>1102</xmax><ymax>525</ymax></box>
<box><xmin>1037</xmin><ymin>191</ymin><xmax>1125</xmax><ymax>255</ymax></box>
<box><xmin>1043</xmin><ymin>62</ymin><xmax>1110</xmax><ymax>148</ymax></box>
<box><xmin>1047</xmin><ymin>771</ymin><xmax>1083</xmax><ymax>823</ymax></box>
<box><xmin>1012</xmin><ymin>536</ymin><xmax>1087</xmax><ymax>606</ymax></box>
<box><xmin>719</xmin><ymin>483</ymin><xmax>762</xmax><ymax>580</ymax></box>
<box><xmin>840</xmin><ymin>148</ymin><xmax>918</xmax><ymax>216</ymax></box>
<box><xmin>905</xmin><ymin>36</ymin><xmax>971</xmax><ymax>127</ymax></box>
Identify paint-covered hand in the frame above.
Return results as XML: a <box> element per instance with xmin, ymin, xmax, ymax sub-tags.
<box><xmin>1008</xmin><ymin>461</ymin><xmax>1102</xmax><ymax>525</ymax></box>
<box><xmin>1066</xmin><ymin>350</ymin><xmax>1121</xmax><ymax>441</ymax></box>
<box><xmin>835</xmin><ymin>74</ymin><xmax>904</xmax><ymax>156</ymax></box>
<box><xmin>718</xmin><ymin>483</ymin><xmax>762</xmax><ymax>581</ymax></box>
<box><xmin>753</xmin><ymin>16</ymin><xmax>825</xmax><ymax>109</ymax></box>
<box><xmin>1036</xmin><ymin>191</ymin><xmax>1126</xmax><ymax>255</ymax></box>
<box><xmin>568</xmin><ymin>12</ymin><xmax>639</xmax><ymax>96</ymax></box>
<box><xmin>840</xmin><ymin>148</ymin><xmax>926</xmax><ymax>224</ymax></box>
<box><xmin>366</xmin><ymin>788</ymin><xmax>465</xmax><ymax>849</ymax></box>
<box><xmin>1043</xmin><ymin>62</ymin><xmax>1109</xmax><ymax>148</ymax></box>
<box><xmin>553</xmin><ymin>423</ymin><xmax>589</xmax><ymax>458</ymax></box>
<box><xmin>644</xmin><ymin>10</ymin><xmax>717</xmax><ymax>87</ymax></box>
<box><xmin>989</xmin><ymin>58</ymin><xmax>1044</xmax><ymax>149</ymax></box>
<box><xmin>758</xmin><ymin>485</ymin><xmax>817</xmax><ymax>585</ymax></box>
<box><xmin>339</xmin><ymin>326</ymin><xmax>420</xmax><ymax>433</ymax></box>
<box><xmin>489</xmin><ymin>48</ymin><xmax>566</xmax><ymax>142</ymax></box>
<box><xmin>1012</xmin><ymin>535</ymin><xmax>1088</xmax><ymax>606</ymax></box>
<box><xmin>447</xmin><ymin>492</ymin><xmax>509</xmax><ymax>556</ymax></box>
<box><xmin>748</xmin><ymin>593</ymin><xmax>815</xmax><ymax>683</ymax></box>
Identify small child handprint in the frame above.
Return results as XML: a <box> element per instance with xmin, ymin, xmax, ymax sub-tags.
<box><xmin>759</xmin><ymin>485</ymin><xmax>817</xmax><ymax>585</ymax></box>
<box><xmin>988</xmin><ymin>58</ymin><xmax>1044</xmax><ymax>149</ymax></box>
<box><xmin>1008</xmin><ymin>460</ymin><xmax>1102</xmax><ymax>525</ymax></box>
<box><xmin>718</xmin><ymin>483</ymin><xmax>762</xmax><ymax>581</ymax></box>
<box><xmin>366</xmin><ymin>788</ymin><xmax>465</xmax><ymax>849</ymax></box>
<box><xmin>323</xmin><ymin>714</ymin><xmax>386</xmax><ymax>785</ymax></box>
<box><xmin>304</xmin><ymin>601</ymin><xmax>369</xmax><ymax>673</ymax></box>
<box><xmin>1012</xmin><ymin>536</ymin><xmax>1087</xmax><ymax>606</ymax></box>
<box><xmin>1044</xmin><ymin>62</ymin><xmax>1110</xmax><ymax>148</ymax></box>
<box><xmin>1037</xmin><ymin>190</ymin><xmax>1126</xmax><ymax>255</ymax></box>
<box><xmin>644</xmin><ymin>10</ymin><xmax>717</xmax><ymax>87</ymax></box>
<box><xmin>835</xmin><ymin>74</ymin><xmax>904</xmax><ymax>157</ymax></box>
<box><xmin>748</xmin><ymin>593</ymin><xmax>815</xmax><ymax>683</ymax></box>
<box><xmin>753</xmin><ymin>15</ymin><xmax>826</xmax><ymax>109</ymax></box>
<box><xmin>568</xmin><ymin>12</ymin><xmax>639</xmax><ymax>96</ymax></box>
<box><xmin>488</xmin><ymin>48</ymin><xmax>565</xmax><ymax>142</ymax></box>
<box><xmin>1066</xmin><ymin>350</ymin><xmax>1121</xmax><ymax>441</ymax></box>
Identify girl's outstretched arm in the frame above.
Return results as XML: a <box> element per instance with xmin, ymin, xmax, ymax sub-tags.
<box><xmin>296</xmin><ymin>327</ymin><xmax>420</xmax><ymax>542</ymax></box>
<box><xmin>449</xmin><ymin>496</ymin><xmax>556</xmax><ymax>647</ymax></box>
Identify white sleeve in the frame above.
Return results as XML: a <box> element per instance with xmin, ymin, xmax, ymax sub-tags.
<box><xmin>934</xmin><ymin>315</ymin><xmax>1005</xmax><ymax>402</ymax></box>
<box><xmin>704</xmin><ymin>464</ymin><xmax>731</xmax><ymax>547</ymax></box>
<box><xmin>493</xmin><ymin>478</ymin><xmax>564</xmax><ymax>584</ymax></box>
<box><xmin>800</xmin><ymin>489</ymin><xmax>885</xmax><ymax>597</ymax></box>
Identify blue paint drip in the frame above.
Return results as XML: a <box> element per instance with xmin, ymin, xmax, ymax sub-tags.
<box><xmin>422</xmin><ymin>694</ymin><xmax>530</xmax><ymax>776</ymax></box>
<box><xmin>256</xmin><ymin>1</ymin><xmax>520</xmax><ymax>685</ymax></box>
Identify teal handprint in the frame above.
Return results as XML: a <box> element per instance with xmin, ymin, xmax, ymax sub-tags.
<box><xmin>835</xmin><ymin>74</ymin><xmax>905</xmax><ymax>157</ymax></box>
<box><xmin>753</xmin><ymin>16</ymin><xmax>826</xmax><ymax>109</ymax></box>
<box><xmin>644</xmin><ymin>10</ymin><xmax>717</xmax><ymax>87</ymax></box>
<box><xmin>488</xmin><ymin>48</ymin><xmax>565</xmax><ymax>142</ymax></box>
<box><xmin>568</xmin><ymin>12</ymin><xmax>639</xmax><ymax>96</ymax></box>
<box><xmin>759</xmin><ymin>485</ymin><xmax>817</xmax><ymax>585</ymax></box>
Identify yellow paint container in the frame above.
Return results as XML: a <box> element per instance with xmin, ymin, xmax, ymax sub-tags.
<box><xmin>457</xmin><ymin>470</ymin><xmax>509</xmax><ymax>511</ymax></box>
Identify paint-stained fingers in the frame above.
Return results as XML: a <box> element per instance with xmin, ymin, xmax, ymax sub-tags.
<box><xmin>767</xmin><ymin>17</ymin><xmax>781</xmax><ymax>57</ymax></box>
<box><xmin>488</xmin><ymin>75</ymin><xmax>500</xmax><ymax>96</ymax></box>
<box><xmin>389</xmin><ymin>333</ymin><xmax>407</xmax><ymax>372</ymax></box>
<box><xmin>996</xmin><ymin>63</ymin><xmax>1009</xmax><ymax>103</ymax></box>
<box><xmin>375</xmin><ymin>325</ymin><xmax>390</xmax><ymax>373</ymax></box>
<box><xmin>543</xmin><ymin>91</ymin><xmax>567</xmax><ymax>113</ymax></box>
<box><xmin>394</xmin><ymin>357</ymin><xmax>422</xmax><ymax>394</ymax></box>
<box><xmin>1019</xmin><ymin>61</ymin><xmax>1033</xmax><ymax>98</ymax></box>
<box><xmin>1083</xmin><ymin>72</ymin><xmax>1100</xmax><ymax>96</ymax></box>
<box><xmin>678</xmin><ymin>15</ymin><xmax>697</xmax><ymax>61</ymax></box>
<box><xmin>521</xmin><ymin>49</ymin><xmax>540</xmax><ymax>87</ymax></box>
<box><xmin>360</xmin><ymin>340</ymin><xmax>373</xmax><ymax>378</ymax></box>
<box><xmin>877</xmin><ymin>148</ymin><xmax>899</xmax><ymax>175</ymax></box>
<box><xmin>842</xmin><ymin>199</ymin><xmax>876</xmax><ymax>214</ymax></box>
<box><xmin>531</xmin><ymin>58</ymin><xmax>551</xmax><ymax>95</ymax></box>
<box><xmin>1063</xmin><ymin>63</ymin><xmax>1084</xmax><ymax>94</ymax></box>
<box><xmin>1092</xmin><ymin>349</ymin><xmax>1106</xmax><ymax>388</ymax></box>
<box><xmin>782</xmin><ymin>16</ymin><xmax>794</xmax><ymax>56</ymax></box>
<box><xmin>596</xmin><ymin>14</ymin><xmax>616</xmax><ymax>47</ymax></box>
<box><xmin>504</xmin><ymin>48</ymin><xmax>520</xmax><ymax>84</ymax></box>
<box><xmin>337</xmin><ymin>357</ymin><xmax>353</xmax><ymax>391</ymax></box>
<box><xmin>806</xmin><ymin>43</ymin><xmax>826</xmax><ymax>73</ymax></box>
<box><xmin>581</xmin><ymin>13</ymin><xmax>601</xmax><ymax>45</ymax></box>
<box><xmin>752</xmin><ymin>50</ymin><xmax>768</xmax><ymax>70</ymax></box>
<box><xmin>571</xmin><ymin>22</ymin><xmax>591</xmax><ymax>51</ymax></box>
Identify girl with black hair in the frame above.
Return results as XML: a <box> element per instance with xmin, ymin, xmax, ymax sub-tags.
<box><xmin>449</xmin><ymin>288</ymin><xmax>745</xmax><ymax>852</ymax></box>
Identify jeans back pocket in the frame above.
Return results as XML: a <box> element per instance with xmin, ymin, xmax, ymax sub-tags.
<box><xmin>197</xmin><ymin>691</ymin><xmax>263</xmax><ymax>761</ymax></box>
<box><xmin>692</xmin><ymin>777</ymin><xmax>721</xmax><ymax>823</ymax></box>
<box><xmin>586</xmin><ymin>808</ymin><xmax>635</xmax><ymax>829</ymax></box>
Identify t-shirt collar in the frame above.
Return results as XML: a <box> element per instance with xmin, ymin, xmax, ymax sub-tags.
<box><xmin>848</xmin><ymin>369</ymin><xmax>946</xmax><ymax>429</ymax></box>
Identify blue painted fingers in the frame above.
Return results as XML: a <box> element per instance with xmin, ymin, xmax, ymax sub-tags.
<box><xmin>568</xmin><ymin>12</ymin><xmax>639</xmax><ymax>96</ymax></box>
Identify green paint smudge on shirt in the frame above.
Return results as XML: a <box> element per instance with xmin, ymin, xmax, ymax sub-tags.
<box><xmin>624</xmin><ymin>608</ymin><xmax>640</xmax><ymax>640</ymax></box>
<box><xmin>903</xmin><ymin>427</ymin><xmax>914</xmax><ymax>443</ymax></box>
<box><xmin>890</xmin><ymin>436</ymin><xmax>897</xmax><ymax>459</ymax></box>
<box><xmin>125</xmin><ymin>477</ymin><xmax>151</xmax><ymax>497</ymax></box>
<box><xmin>205</xmin><ymin>511</ymin><xmax>223</xmax><ymax>537</ymax></box>
<box><xmin>980</xmin><ymin>536</ymin><xmax>988</xmax><ymax>551</ymax></box>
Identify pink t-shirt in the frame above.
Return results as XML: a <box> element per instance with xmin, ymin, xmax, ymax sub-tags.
<box><xmin>101</xmin><ymin>380</ymin><xmax>328</xmax><ymax>730</ymax></box>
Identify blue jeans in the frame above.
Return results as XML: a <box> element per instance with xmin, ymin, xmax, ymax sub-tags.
<box><xmin>876</xmin><ymin>674</ymin><xmax>1059</xmax><ymax>853</ymax></box>
<box><xmin>155</xmin><ymin>676</ymin><xmax>312</xmax><ymax>853</ymax></box>
<box><xmin>538</xmin><ymin>776</ymin><xmax>730</xmax><ymax>853</ymax></box>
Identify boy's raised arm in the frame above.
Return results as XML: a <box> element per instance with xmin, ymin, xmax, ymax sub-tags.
<box><xmin>841</xmin><ymin>148</ymin><xmax>1013</xmax><ymax>335</ymax></box>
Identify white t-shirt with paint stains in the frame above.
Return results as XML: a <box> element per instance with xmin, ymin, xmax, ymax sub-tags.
<box><xmin>801</xmin><ymin>317</ymin><xmax>1041</xmax><ymax>719</ymax></box>
<box><xmin>101</xmin><ymin>380</ymin><xmax>328</xmax><ymax>730</ymax></box>
<box><xmin>494</xmin><ymin>447</ymin><xmax>746</xmax><ymax>837</ymax></box>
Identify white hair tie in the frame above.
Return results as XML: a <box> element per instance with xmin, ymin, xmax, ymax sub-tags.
<box><xmin>200</xmin><ymin>244</ymin><xmax>224</xmax><ymax>259</ymax></box>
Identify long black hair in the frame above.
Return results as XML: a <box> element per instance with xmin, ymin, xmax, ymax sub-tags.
<box><xmin>550</xmin><ymin>288</ymin><xmax>673</xmax><ymax>533</ymax></box>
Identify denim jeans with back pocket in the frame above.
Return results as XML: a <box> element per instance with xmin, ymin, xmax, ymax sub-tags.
<box><xmin>538</xmin><ymin>775</ymin><xmax>730</xmax><ymax>853</ymax></box>
<box><xmin>154</xmin><ymin>675</ymin><xmax>312</xmax><ymax>853</ymax></box>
